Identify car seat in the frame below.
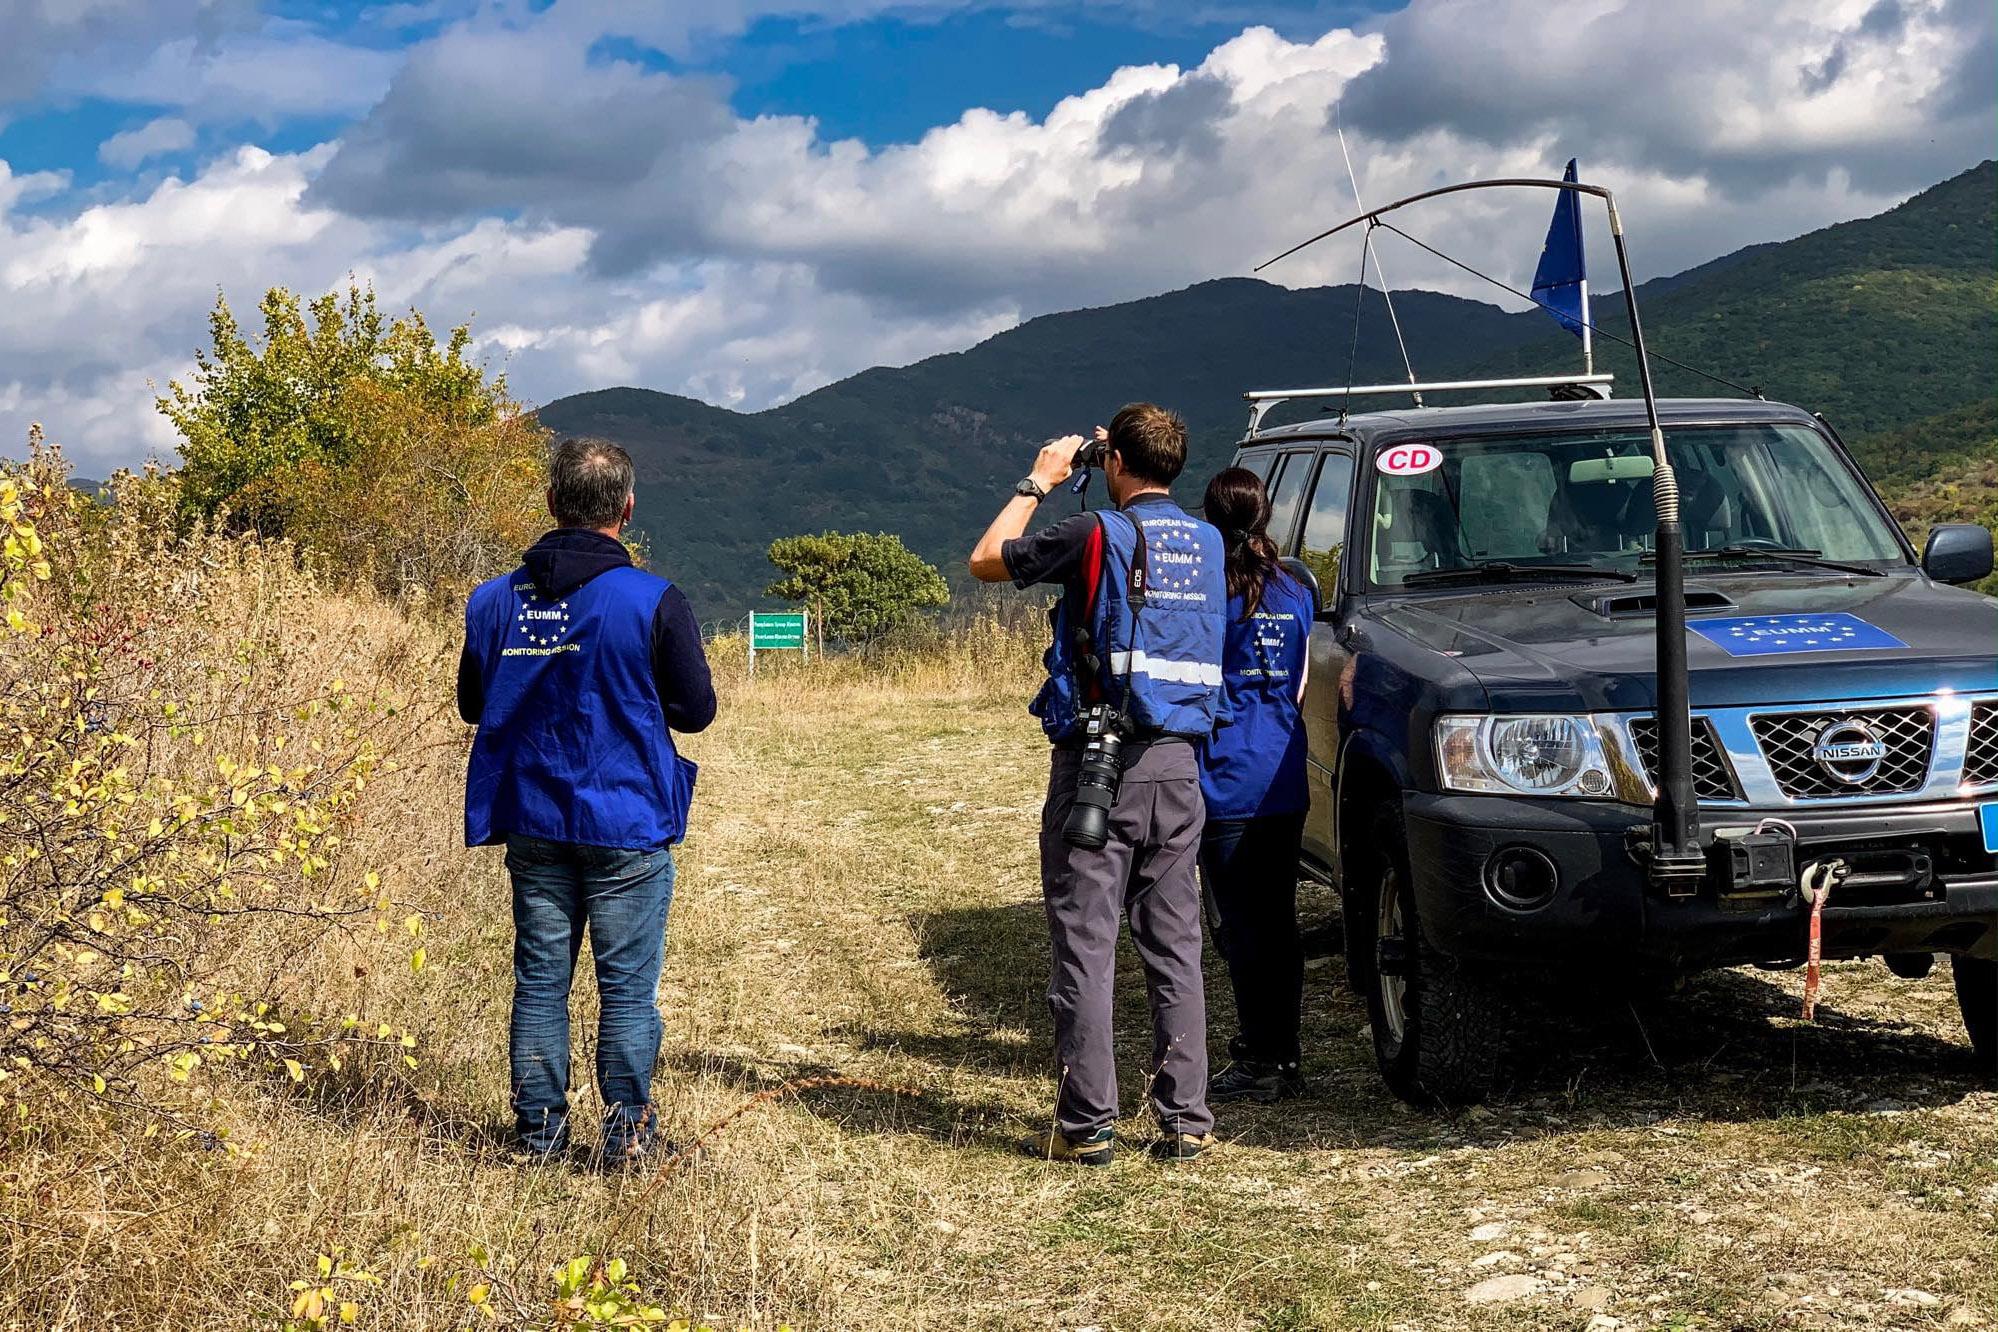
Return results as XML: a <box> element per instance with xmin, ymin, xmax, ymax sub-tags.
<box><xmin>1542</xmin><ymin>479</ymin><xmax>1640</xmax><ymax>554</ymax></box>
<box><xmin>1375</xmin><ymin>487</ymin><xmax>1467</xmax><ymax>574</ymax></box>
<box><xmin>1620</xmin><ymin>465</ymin><xmax>1730</xmax><ymax>546</ymax></box>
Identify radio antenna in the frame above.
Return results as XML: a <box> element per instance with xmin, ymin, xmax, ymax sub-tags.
<box><xmin>1334</xmin><ymin>111</ymin><xmax>1420</xmax><ymax>406</ymax></box>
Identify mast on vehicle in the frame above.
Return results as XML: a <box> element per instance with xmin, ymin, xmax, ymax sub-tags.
<box><xmin>1251</xmin><ymin>175</ymin><xmax>1707</xmax><ymax>892</ymax></box>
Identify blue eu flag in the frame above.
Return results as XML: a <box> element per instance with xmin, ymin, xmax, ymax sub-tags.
<box><xmin>1533</xmin><ymin>159</ymin><xmax>1587</xmax><ymax>338</ymax></box>
<box><xmin>1688</xmin><ymin>613</ymin><xmax>1909</xmax><ymax>657</ymax></box>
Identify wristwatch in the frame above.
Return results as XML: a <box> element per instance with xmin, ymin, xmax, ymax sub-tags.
<box><xmin>1014</xmin><ymin>477</ymin><xmax>1050</xmax><ymax>501</ymax></box>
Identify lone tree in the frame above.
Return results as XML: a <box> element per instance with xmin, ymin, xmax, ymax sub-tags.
<box><xmin>764</xmin><ymin>531</ymin><xmax>949</xmax><ymax>645</ymax></box>
<box><xmin>159</xmin><ymin>282</ymin><xmax>547</xmax><ymax>600</ymax></box>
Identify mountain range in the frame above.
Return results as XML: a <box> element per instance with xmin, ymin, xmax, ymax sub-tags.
<box><xmin>539</xmin><ymin>160</ymin><xmax>1995</xmax><ymax>615</ymax></box>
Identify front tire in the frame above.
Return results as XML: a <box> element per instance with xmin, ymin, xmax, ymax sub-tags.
<box><xmin>1356</xmin><ymin>805</ymin><xmax>1505</xmax><ymax>1106</ymax></box>
<box><xmin>1952</xmin><ymin>954</ymin><xmax>1997</xmax><ymax>1078</ymax></box>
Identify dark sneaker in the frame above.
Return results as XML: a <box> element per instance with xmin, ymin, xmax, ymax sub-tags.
<box><xmin>1208</xmin><ymin>1059</ymin><xmax>1306</xmax><ymax>1104</ymax></box>
<box><xmin>1148</xmin><ymin>1132</ymin><xmax>1215</xmax><ymax>1162</ymax></box>
<box><xmin>1016</xmin><ymin>1126</ymin><xmax>1116</xmax><ymax>1167</ymax></box>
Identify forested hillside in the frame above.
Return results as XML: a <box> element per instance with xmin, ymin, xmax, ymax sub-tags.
<box><xmin>542</xmin><ymin>161</ymin><xmax>1995</xmax><ymax>612</ymax></box>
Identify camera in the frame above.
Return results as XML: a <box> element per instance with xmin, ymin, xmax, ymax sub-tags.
<box><xmin>1073</xmin><ymin>435</ymin><xmax>1109</xmax><ymax>471</ymax></box>
<box><xmin>1062</xmin><ymin>703</ymin><xmax>1130</xmax><ymax>849</ymax></box>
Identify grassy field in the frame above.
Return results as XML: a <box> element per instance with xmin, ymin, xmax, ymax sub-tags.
<box><xmin>7</xmin><ymin>642</ymin><xmax>1996</xmax><ymax>1331</ymax></box>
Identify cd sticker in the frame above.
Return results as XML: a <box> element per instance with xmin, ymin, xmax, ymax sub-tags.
<box><xmin>1376</xmin><ymin>444</ymin><xmax>1442</xmax><ymax>477</ymax></box>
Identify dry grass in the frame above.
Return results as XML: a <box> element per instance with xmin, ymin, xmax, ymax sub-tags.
<box><xmin>3</xmin><ymin>605</ymin><xmax>1994</xmax><ymax>1331</ymax></box>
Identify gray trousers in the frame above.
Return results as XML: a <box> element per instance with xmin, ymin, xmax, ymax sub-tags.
<box><xmin>1039</xmin><ymin>742</ymin><xmax>1213</xmax><ymax>1138</ymax></box>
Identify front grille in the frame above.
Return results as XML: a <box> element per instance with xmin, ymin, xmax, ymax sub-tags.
<box><xmin>1967</xmin><ymin>702</ymin><xmax>1998</xmax><ymax>788</ymax></box>
<box><xmin>1750</xmin><ymin>706</ymin><xmax>1934</xmax><ymax>798</ymax></box>
<box><xmin>1629</xmin><ymin>716</ymin><xmax>1740</xmax><ymax>801</ymax></box>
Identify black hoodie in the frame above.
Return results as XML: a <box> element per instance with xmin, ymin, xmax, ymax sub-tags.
<box><xmin>456</xmin><ymin>529</ymin><xmax>717</xmax><ymax>733</ymax></box>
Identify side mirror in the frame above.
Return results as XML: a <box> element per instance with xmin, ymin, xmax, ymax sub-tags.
<box><xmin>1922</xmin><ymin>524</ymin><xmax>1994</xmax><ymax>586</ymax></box>
<box><xmin>1279</xmin><ymin>556</ymin><xmax>1324</xmax><ymax>617</ymax></box>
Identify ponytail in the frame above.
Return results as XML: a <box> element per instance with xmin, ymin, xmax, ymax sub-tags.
<box><xmin>1203</xmin><ymin>467</ymin><xmax>1285</xmax><ymax>619</ymax></box>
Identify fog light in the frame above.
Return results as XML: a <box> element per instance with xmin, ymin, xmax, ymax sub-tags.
<box><xmin>1485</xmin><ymin>847</ymin><xmax>1559</xmax><ymax>911</ymax></box>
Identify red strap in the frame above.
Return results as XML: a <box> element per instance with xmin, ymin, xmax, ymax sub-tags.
<box><xmin>1079</xmin><ymin>519</ymin><xmax>1105</xmax><ymax>621</ymax></box>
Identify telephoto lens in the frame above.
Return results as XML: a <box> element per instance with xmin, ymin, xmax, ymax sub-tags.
<box><xmin>1062</xmin><ymin>705</ymin><xmax>1127</xmax><ymax>849</ymax></box>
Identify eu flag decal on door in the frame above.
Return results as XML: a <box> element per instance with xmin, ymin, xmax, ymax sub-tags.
<box><xmin>1688</xmin><ymin>613</ymin><xmax>1908</xmax><ymax>656</ymax></box>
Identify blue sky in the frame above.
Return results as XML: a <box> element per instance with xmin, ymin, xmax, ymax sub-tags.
<box><xmin>0</xmin><ymin>0</ymin><xmax>1989</xmax><ymax>472</ymax></box>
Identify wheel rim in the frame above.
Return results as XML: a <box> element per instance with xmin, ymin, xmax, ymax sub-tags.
<box><xmin>1376</xmin><ymin>866</ymin><xmax>1410</xmax><ymax>1046</ymax></box>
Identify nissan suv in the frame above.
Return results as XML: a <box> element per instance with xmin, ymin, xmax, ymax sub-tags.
<box><xmin>1231</xmin><ymin>394</ymin><xmax>1998</xmax><ymax>1104</ymax></box>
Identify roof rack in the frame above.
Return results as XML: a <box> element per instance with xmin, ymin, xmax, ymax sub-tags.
<box><xmin>1244</xmin><ymin>373</ymin><xmax>1615</xmax><ymax>434</ymax></box>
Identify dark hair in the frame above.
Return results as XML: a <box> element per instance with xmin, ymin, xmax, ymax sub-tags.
<box><xmin>548</xmin><ymin>437</ymin><xmax>635</xmax><ymax>530</ymax></box>
<box><xmin>1204</xmin><ymin>467</ymin><xmax>1284</xmax><ymax>618</ymax></box>
<box><xmin>1106</xmin><ymin>402</ymin><xmax>1187</xmax><ymax>486</ymax></box>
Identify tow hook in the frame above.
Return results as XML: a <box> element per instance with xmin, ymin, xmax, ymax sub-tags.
<box><xmin>1800</xmin><ymin>857</ymin><xmax>1850</xmax><ymax>1021</ymax></box>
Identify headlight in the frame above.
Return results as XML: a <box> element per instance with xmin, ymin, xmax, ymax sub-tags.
<box><xmin>1435</xmin><ymin>714</ymin><xmax>1619</xmax><ymax>798</ymax></box>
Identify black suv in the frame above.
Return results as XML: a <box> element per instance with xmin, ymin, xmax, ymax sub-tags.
<box><xmin>1231</xmin><ymin>394</ymin><xmax>1998</xmax><ymax>1104</ymax></box>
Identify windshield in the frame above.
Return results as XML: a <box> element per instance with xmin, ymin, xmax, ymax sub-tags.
<box><xmin>1366</xmin><ymin>423</ymin><xmax>1908</xmax><ymax>589</ymax></box>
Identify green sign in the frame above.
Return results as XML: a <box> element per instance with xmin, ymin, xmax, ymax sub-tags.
<box><xmin>750</xmin><ymin>611</ymin><xmax>808</xmax><ymax>650</ymax></box>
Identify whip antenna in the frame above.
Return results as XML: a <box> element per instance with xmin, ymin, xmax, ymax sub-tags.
<box><xmin>1334</xmin><ymin>112</ymin><xmax>1421</xmax><ymax>406</ymax></box>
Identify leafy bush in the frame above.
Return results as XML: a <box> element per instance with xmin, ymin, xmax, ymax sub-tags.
<box><xmin>160</xmin><ymin>283</ymin><xmax>547</xmax><ymax>601</ymax></box>
<box><xmin>764</xmin><ymin>531</ymin><xmax>949</xmax><ymax>645</ymax></box>
<box><xmin>0</xmin><ymin>435</ymin><xmax>424</xmax><ymax>1140</ymax></box>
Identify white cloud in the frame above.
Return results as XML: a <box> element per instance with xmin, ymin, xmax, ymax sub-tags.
<box><xmin>97</xmin><ymin>117</ymin><xmax>199</xmax><ymax>169</ymax></box>
<box><xmin>0</xmin><ymin>0</ymin><xmax>257</xmax><ymax>105</ymax></box>
<box><xmin>4</xmin><ymin>1</ymin><xmax>1992</xmax><ymax>476</ymax></box>
<box><xmin>53</xmin><ymin>24</ymin><xmax>403</xmax><ymax>124</ymax></box>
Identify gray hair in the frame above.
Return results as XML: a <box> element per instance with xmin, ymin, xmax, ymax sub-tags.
<box><xmin>548</xmin><ymin>437</ymin><xmax>635</xmax><ymax>530</ymax></box>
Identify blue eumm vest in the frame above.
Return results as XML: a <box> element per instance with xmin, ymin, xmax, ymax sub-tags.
<box><xmin>1033</xmin><ymin>501</ymin><xmax>1228</xmax><ymax>743</ymax></box>
<box><xmin>462</xmin><ymin>564</ymin><xmax>697</xmax><ymax>850</ymax></box>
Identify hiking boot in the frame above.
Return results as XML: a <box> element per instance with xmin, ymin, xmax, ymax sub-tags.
<box><xmin>1208</xmin><ymin>1059</ymin><xmax>1306</xmax><ymax>1104</ymax></box>
<box><xmin>1016</xmin><ymin>1126</ymin><xmax>1116</xmax><ymax>1167</ymax></box>
<box><xmin>1148</xmin><ymin>1132</ymin><xmax>1215</xmax><ymax>1162</ymax></box>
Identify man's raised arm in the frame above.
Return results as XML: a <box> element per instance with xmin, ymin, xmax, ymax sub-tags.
<box><xmin>968</xmin><ymin>433</ymin><xmax>1088</xmax><ymax>582</ymax></box>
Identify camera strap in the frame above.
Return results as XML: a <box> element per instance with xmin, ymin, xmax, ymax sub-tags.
<box><xmin>1113</xmin><ymin>512</ymin><xmax>1148</xmax><ymax>714</ymax></box>
<box><xmin>1066</xmin><ymin>510</ymin><xmax>1149</xmax><ymax>716</ymax></box>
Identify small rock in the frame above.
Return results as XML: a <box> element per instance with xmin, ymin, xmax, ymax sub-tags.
<box><xmin>1573</xmin><ymin>1287</ymin><xmax>1611</xmax><ymax>1312</ymax></box>
<box><xmin>1472</xmin><ymin>1250</ymin><xmax>1517</xmax><ymax>1268</ymax></box>
<box><xmin>1463</xmin><ymin>1105</ymin><xmax>1495</xmax><ymax>1123</ymax></box>
<box><xmin>1464</xmin><ymin>1274</ymin><xmax>1542</xmax><ymax>1305</ymax></box>
<box><xmin>1946</xmin><ymin>1306</ymin><xmax>1983</xmax><ymax>1326</ymax></box>
<box><xmin>1585</xmin><ymin>1316</ymin><xmax>1623</xmax><ymax>1332</ymax></box>
<box><xmin>1864</xmin><ymin>1097</ymin><xmax>1907</xmax><ymax>1114</ymax></box>
<box><xmin>1554</xmin><ymin>1169</ymin><xmax>1610</xmax><ymax>1189</ymax></box>
<box><xmin>1469</xmin><ymin>1221</ymin><xmax>1511</xmax><ymax>1243</ymax></box>
<box><xmin>1688</xmin><ymin>1209</ymin><xmax>1716</xmax><ymax>1225</ymax></box>
<box><xmin>1885</xmin><ymin>1289</ymin><xmax>1941</xmax><ymax>1308</ymax></box>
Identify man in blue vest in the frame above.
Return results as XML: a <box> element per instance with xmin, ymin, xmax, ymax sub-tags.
<box><xmin>458</xmin><ymin>438</ymin><xmax>715</xmax><ymax>1166</ymax></box>
<box><xmin>970</xmin><ymin>403</ymin><xmax>1227</xmax><ymax>1165</ymax></box>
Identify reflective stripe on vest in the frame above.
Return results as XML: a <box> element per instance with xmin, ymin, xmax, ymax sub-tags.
<box><xmin>1107</xmin><ymin>649</ymin><xmax>1224</xmax><ymax>686</ymax></box>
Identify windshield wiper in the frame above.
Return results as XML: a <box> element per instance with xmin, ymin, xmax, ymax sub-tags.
<box><xmin>1644</xmin><ymin>545</ymin><xmax>1885</xmax><ymax>578</ymax></box>
<box><xmin>1402</xmin><ymin>561</ymin><xmax>1639</xmax><ymax>587</ymax></box>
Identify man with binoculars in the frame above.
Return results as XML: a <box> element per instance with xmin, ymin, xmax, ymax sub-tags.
<box><xmin>969</xmin><ymin>403</ymin><xmax>1227</xmax><ymax>1165</ymax></box>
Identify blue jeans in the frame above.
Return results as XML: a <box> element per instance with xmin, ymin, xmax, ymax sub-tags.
<box><xmin>505</xmin><ymin>835</ymin><xmax>676</xmax><ymax>1155</ymax></box>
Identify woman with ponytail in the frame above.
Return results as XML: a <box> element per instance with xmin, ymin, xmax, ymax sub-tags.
<box><xmin>1197</xmin><ymin>467</ymin><xmax>1315</xmax><ymax>1104</ymax></box>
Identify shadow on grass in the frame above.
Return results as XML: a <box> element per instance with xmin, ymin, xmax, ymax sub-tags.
<box><xmin>891</xmin><ymin>899</ymin><xmax>1990</xmax><ymax>1151</ymax></box>
<box><xmin>657</xmin><ymin>1048</ymin><xmax>1024</xmax><ymax>1145</ymax></box>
